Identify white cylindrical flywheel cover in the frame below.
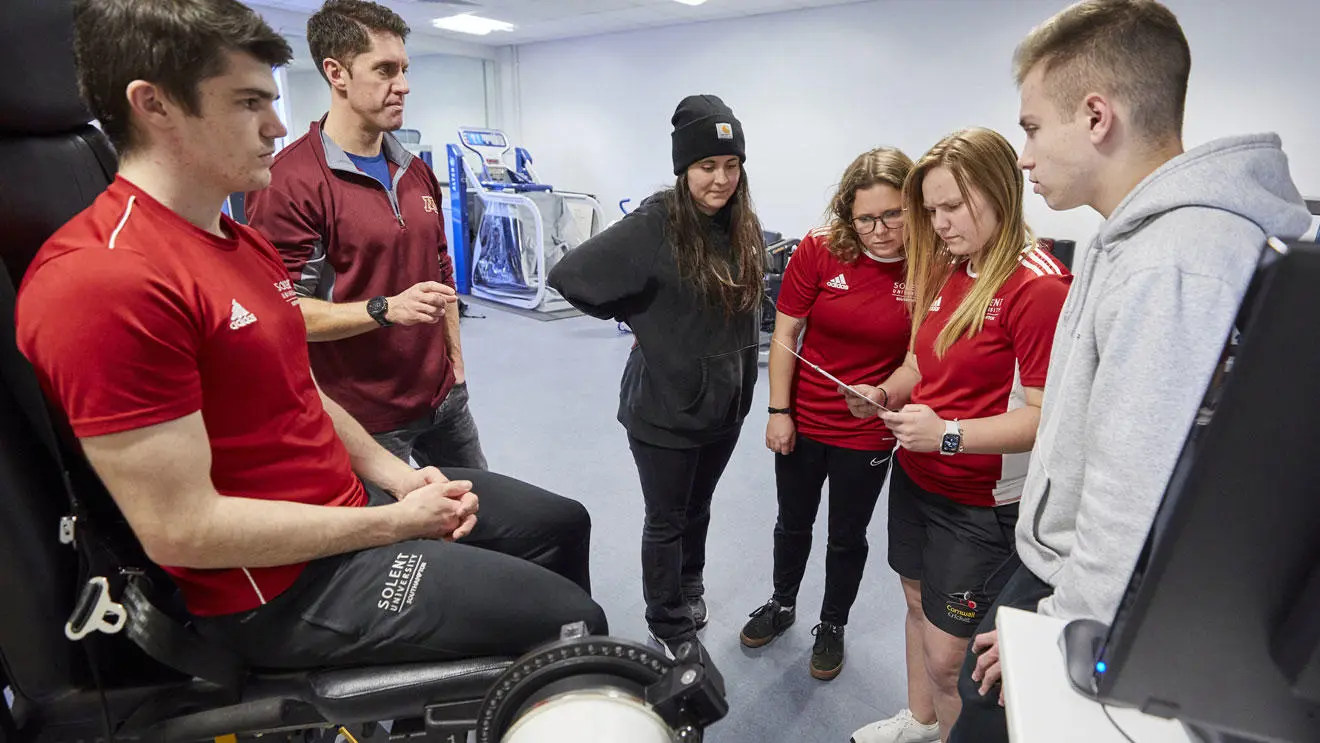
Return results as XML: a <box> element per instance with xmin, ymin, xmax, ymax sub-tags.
<box><xmin>502</xmin><ymin>688</ymin><xmax>675</xmax><ymax>743</ymax></box>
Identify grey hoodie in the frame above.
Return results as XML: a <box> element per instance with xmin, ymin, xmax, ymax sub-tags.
<box><xmin>1018</xmin><ymin>133</ymin><xmax>1312</xmax><ymax>623</ymax></box>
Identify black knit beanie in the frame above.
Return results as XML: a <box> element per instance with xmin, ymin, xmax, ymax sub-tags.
<box><xmin>670</xmin><ymin>94</ymin><xmax>746</xmax><ymax>175</ymax></box>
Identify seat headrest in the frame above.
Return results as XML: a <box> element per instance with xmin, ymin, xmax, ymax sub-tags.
<box><xmin>0</xmin><ymin>0</ymin><xmax>92</xmax><ymax>135</ymax></box>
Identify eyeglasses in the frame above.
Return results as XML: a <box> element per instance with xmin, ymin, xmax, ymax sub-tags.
<box><xmin>852</xmin><ymin>209</ymin><xmax>905</xmax><ymax>235</ymax></box>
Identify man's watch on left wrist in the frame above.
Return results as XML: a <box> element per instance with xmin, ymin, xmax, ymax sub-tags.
<box><xmin>940</xmin><ymin>419</ymin><xmax>964</xmax><ymax>455</ymax></box>
<box><xmin>367</xmin><ymin>295</ymin><xmax>392</xmax><ymax>327</ymax></box>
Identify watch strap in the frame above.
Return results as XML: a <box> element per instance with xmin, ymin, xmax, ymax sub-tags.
<box><xmin>367</xmin><ymin>296</ymin><xmax>392</xmax><ymax>327</ymax></box>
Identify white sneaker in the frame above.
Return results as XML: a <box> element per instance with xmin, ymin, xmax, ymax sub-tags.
<box><xmin>850</xmin><ymin>709</ymin><xmax>941</xmax><ymax>743</ymax></box>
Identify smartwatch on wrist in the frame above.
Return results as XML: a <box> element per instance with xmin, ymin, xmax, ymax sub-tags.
<box><xmin>940</xmin><ymin>419</ymin><xmax>963</xmax><ymax>455</ymax></box>
<box><xmin>367</xmin><ymin>296</ymin><xmax>392</xmax><ymax>327</ymax></box>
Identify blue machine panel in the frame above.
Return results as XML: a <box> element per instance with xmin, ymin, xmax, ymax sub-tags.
<box><xmin>446</xmin><ymin>143</ymin><xmax>471</xmax><ymax>294</ymax></box>
<box><xmin>461</xmin><ymin>130</ymin><xmax>507</xmax><ymax>148</ymax></box>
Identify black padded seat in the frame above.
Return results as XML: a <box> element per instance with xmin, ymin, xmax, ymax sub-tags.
<box><xmin>0</xmin><ymin>1</ymin><xmax>515</xmax><ymax>739</ymax></box>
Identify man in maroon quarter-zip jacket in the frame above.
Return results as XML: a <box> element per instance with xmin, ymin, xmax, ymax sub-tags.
<box><xmin>247</xmin><ymin>0</ymin><xmax>486</xmax><ymax>470</ymax></box>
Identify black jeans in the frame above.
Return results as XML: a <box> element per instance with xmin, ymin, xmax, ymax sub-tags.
<box><xmin>374</xmin><ymin>382</ymin><xmax>488</xmax><ymax>470</ymax></box>
<box><xmin>772</xmin><ymin>435</ymin><xmax>892</xmax><ymax>625</ymax></box>
<box><xmin>194</xmin><ymin>469</ymin><xmax>606</xmax><ymax>668</ymax></box>
<box><xmin>628</xmin><ymin>433</ymin><xmax>741</xmax><ymax>641</ymax></box>
<box><xmin>947</xmin><ymin>565</ymin><xmax>1055</xmax><ymax>743</ymax></box>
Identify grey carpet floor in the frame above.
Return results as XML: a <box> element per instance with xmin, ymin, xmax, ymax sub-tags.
<box><xmin>458</xmin><ymin>307</ymin><xmax>911</xmax><ymax>743</ymax></box>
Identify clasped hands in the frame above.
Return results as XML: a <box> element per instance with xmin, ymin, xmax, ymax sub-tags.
<box><xmin>391</xmin><ymin>466</ymin><xmax>479</xmax><ymax>541</ymax></box>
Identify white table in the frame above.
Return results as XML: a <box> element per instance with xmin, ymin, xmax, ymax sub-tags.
<box><xmin>997</xmin><ymin>607</ymin><xmax>1196</xmax><ymax>742</ymax></box>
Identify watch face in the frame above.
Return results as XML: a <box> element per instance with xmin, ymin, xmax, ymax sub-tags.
<box><xmin>367</xmin><ymin>296</ymin><xmax>390</xmax><ymax>325</ymax></box>
<box><xmin>941</xmin><ymin>433</ymin><xmax>960</xmax><ymax>453</ymax></box>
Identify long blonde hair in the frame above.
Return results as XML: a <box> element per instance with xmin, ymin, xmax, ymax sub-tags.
<box><xmin>904</xmin><ymin>127</ymin><xmax>1035</xmax><ymax>356</ymax></box>
<box><xmin>825</xmin><ymin>147</ymin><xmax>914</xmax><ymax>264</ymax></box>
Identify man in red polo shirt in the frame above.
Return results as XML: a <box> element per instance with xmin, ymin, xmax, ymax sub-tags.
<box><xmin>17</xmin><ymin>0</ymin><xmax>604</xmax><ymax>669</ymax></box>
<box><xmin>246</xmin><ymin>0</ymin><xmax>485</xmax><ymax>470</ymax></box>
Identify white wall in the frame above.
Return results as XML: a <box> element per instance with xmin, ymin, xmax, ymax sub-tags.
<box><xmin>400</xmin><ymin>55</ymin><xmax>491</xmax><ymax>147</ymax></box>
<box><xmin>509</xmin><ymin>0</ymin><xmax>1320</xmax><ymax>245</ymax></box>
<box><xmin>279</xmin><ymin>43</ymin><xmax>490</xmax><ymax>163</ymax></box>
<box><xmin>284</xmin><ymin>68</ymin><xmax>329</xmax><ymax>137</ymax></box>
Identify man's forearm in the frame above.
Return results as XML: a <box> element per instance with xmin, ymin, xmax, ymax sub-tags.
<box><xmin>444</xmin><ymin>303</ymin><xmax>465</xmax><ymax>382</ymax></box>
<box><xmin>319</xmin><ymin>388</ymin><xmax>415</xmax><ymax>496</ymax></box>
<box><xmin>300</xmin><ymin>297</ymin><xmax>379</xmax><ymax>342</ymax></box>
<box><xmin>163</xmin><ymin>495</ymin><xmax>403</xmax><ymax>569</ymax></box>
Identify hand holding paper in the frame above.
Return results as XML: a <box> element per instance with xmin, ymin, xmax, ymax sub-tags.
<box><xmin>879</xmin><ymin>404</ymin><xmax>944</xmax><ymax>452</ymax></box>
<box><xmin>839</xmin><ymin>383</ymin><xmax>891</xmax><ymax>418</ymax></box>
<box><xmin>772</xmin><ymin>338</ymin><xmax>892</xmax><ymax>413</ymax></box>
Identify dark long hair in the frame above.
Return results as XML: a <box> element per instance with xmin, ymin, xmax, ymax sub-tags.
<box><xmin>663</xmin><ymin>170</ymin><xmax>765</xmax><ymax>315</ymax></box>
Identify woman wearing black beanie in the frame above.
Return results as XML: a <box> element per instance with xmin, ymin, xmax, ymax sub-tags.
<box><xmin>549</xmin><ymin>94</ymin><xmax>765</xmax><ymax>656</ymax></box>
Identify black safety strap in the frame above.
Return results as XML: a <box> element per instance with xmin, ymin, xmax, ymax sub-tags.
<box><xmin>0</xmin><ymin>261</ymin><xmax>245</xmax><ymax>693</ymax></box>
<box><xmin>121</xmin><ymin>579</ymin><xmax>245</xmax><ymax>690</ymax></box>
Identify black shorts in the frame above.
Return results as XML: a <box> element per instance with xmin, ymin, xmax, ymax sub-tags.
<box><xmin>887</xmin><ymin>456</ymin><xmax>1020</xmax><ymax>638</ymax></box>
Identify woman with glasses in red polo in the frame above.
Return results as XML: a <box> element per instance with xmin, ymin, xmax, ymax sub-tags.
<box><xmin>738</xmin><ymin>147</ymin><xmax>915</xmax><ymax>682</ymax></box>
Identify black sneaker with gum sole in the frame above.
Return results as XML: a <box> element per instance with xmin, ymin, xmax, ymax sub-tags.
<box><xmin>810</xmin><ymin>622</ymin><xmax>845</xmax><ymax>680</ymax></box>
<box><xmin>739</xmin><ymin>599</ymin><xmax>796</xmax><ymax>648</ymax></box>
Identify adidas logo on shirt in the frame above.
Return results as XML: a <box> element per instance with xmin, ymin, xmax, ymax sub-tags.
<box><xmin>826</xmin><ymin>273</ymin><xmax>850</xmax><ymax>291</ymax></box>
<box><xmin>229</xmin><ymin>299</ymin><xmax>257</xmax><ymax>330</ymax></box>
<box><xmin>929</xmin><ymin>297</ymin><xmax>943</xmax><ymax>312</ymax></box>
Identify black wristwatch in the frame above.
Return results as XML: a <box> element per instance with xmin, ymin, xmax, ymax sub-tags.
<box><xmin>366</xmin><ymin>295</ymin><xmax>392</xmax><ymax>327</ymax></box>
<box><xmin>768</xmin><ymin>406</ymin><xmax>793</xmax><ymax>416</ymax></box>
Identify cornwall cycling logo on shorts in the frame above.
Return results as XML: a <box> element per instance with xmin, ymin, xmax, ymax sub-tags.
<box><xmin>377</xmin><ymin>552</ymin><xmax>429</xmax><ymax>613</ymax></box>
<box><xmin>945</xmin><ymin>590</ymin><xmax>980</xmax><ymax>625</ymax></box>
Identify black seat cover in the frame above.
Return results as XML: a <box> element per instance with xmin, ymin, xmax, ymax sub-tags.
<box><xmin>0</xmin><ymin>1</ymin><xmax>513</xmax><ymax>738</ymax></box>
<box><xmin>0</xmin><ymin>0</ymin><xmax>126</xmax><ymax>706</ymax></box>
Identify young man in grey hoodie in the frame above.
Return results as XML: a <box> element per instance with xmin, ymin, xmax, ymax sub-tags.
<box><xmin>944</xmin><ymin>2</ymin><xmax>1312</xmax><ymax>741</ymax></box>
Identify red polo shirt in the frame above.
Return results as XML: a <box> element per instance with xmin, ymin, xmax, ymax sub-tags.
<box><xmin>17</xmin><ymin>177</ymin><xmax>367</xmax><ymax>616</ymax></box>
<box><xmin>900</xmin><ymin>245</ymin><xmax>1071</xmax><ymax>507</ymax></box>
<box><xmin>776</xmin><ymin>229</ymin><xmax>910</xmax><ymax>450</ymax></box>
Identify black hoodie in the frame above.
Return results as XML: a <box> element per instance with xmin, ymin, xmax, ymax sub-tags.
<box><xmin>547</xmin><ymin>191</ymin><xmax>760</xmax><ymax>448</ymax></box>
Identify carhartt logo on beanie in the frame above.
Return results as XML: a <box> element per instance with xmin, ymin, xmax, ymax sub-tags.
<box><xmin>671</xmin><ymin>94</ymin><xmax>746</xmax><ymax>175</ymax></box>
